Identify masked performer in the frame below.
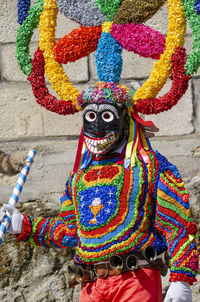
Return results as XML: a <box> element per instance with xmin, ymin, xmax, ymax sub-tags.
<box><xmin>1</xmin><ymin>0</ymin><xmax>199</xmax><ymax>301</ymax></box>
<box><xmin>0</xmin><ymin>82</ymin><xmax>198</xmax><ymax>302</ymax></box>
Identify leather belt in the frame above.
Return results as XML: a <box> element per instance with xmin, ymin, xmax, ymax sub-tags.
<box><xmin>65</xmin><ymin>248</ymin><xmax>170</xmax><ymax>288</ymax></box>
<box><xmin>94</xmin><ymin>258</ymin><xmax>163</xmax><ymax>278</ymax></box>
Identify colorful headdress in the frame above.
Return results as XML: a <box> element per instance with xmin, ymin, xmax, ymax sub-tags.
<box><xmin>77</xmin><ymin>82</ymin><xmax>134</xmax><ymax>108</ymax></box>
<box><xmin>16</xmin><ymin>0</ymin><xmax>200</xmax><ymax>115</ymax></box>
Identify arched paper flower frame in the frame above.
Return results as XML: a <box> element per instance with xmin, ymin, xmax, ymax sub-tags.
<box><xmin>16</xmin><ymin>0</ymin><xmax>200</xmax><ymax>115</ymax></box>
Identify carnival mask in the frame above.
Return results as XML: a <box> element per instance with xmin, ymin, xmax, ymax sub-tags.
<box><xmin>83</xmin><ymin>103</ymin><xmax>129</xmax><ymax>155</ymax></box>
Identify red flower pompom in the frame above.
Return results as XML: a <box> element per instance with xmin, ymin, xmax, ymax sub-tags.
<box><xmin>186</xmin><ymin>222</ymin><xmax>197</xmax><ymax>235</ymax></box>
<box><xmin>135</xmin><ymin>47</ymin><xmax>191</xmax><ymax>115</ymax></box>
<box><xmin>28</xmin><ymin>48</ymin><xmax>79</xmax><ymax>115</ymax></box>
<box><xmin>53</xmin><ymin>26</ymin><xmax>102</xmax><ymax>64</ymax></box>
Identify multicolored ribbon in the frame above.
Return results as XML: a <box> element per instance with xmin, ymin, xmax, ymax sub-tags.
<box><xmin>0</xmin><ymin>150</ymin><xmax>36</xmax><ymax>245</ymax></box>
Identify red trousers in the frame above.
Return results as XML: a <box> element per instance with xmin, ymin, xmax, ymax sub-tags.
<box><xmin>80</xmin><ymin>268</ymin><xmax>162</xmax><ymax>302</ymax></box>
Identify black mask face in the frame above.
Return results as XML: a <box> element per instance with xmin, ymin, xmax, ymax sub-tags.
<box><xmin>83</xmin><ymin>103</ymin><xmax>129</xmax><ymax>155</ymax></box>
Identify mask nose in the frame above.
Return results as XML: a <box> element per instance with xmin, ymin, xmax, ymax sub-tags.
<box><xmin>90</xmin><ymin>117</ymin><xmax>105</xmax><ymax>137</ymax></box>
<box><xmin>93</xmin><ymin>132</ymin><xmax>104</xmax><ymax>136</ymax></box>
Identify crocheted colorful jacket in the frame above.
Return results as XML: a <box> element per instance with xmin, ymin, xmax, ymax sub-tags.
<box><xmin>17</xmin><ymin>150</ymin><xmax>199</xmax><ymax>285</ymax></box>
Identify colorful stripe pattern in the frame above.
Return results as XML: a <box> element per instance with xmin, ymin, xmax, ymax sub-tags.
<box><xmin>17</xmin><ymin>151</ymin><xmax>198</xmax><ymax>284</ymax></box>
<box><xmin>17</xmin><ymin>172</ymin><xmax>77</xmax><ymax>247</ymax></box>
<box><xmin>155</xmin><ymin>153</ymin><xmax>198</xmax><ymax>284</ymax></box>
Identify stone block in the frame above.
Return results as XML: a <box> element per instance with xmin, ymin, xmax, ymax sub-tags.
<box><xmin>0</xmin><ymin>139</ymin><xmax>78</xmax><ymax>203</ymax></box>
<box><xmin>31</xmin><ymin>9</ymin><xmax>79</xmax><ymax>41</ymax></box>
<box><xmin>42</xmin><ymin>110</ymin><xmax>82</xmax><ymax>137</ymax></box>
<box><xmin>0</xmin><ymin>231</ymin><xmax>75</xmax><ymax>302</ymax></box>
<box><xmin>145</xmin><ymin>82</ymin><xmax>194</xmax><ymax>136</ymax></box>
<box><xmin>145</xmin><ymin>2</ymin><xmax>168</xmax><ymax>35</ymax></box>
<box><xmin>151</xmin><ymin>136</ymin><xmax>199</xmax><ymax>158</ymax></box>
<box><xmin>186</xmin><ymin>172</ymin><xmax>200</xmax><ymax>211</ymax></box>
<box><xmin>0</xmin><ymin>0</ymin><xmax>18</xmax><ymax>43</ymax></box>
<box><xmin>0</xmin><ymin>0</ymin><xmax>79</xmax><ymax>43</ymax></box>
<box><xmin>1</xmin><ymin>44</ymin><xmax>88</xmax><ymax>83</ymax></box>
<box><xmin>145</xmin><ymin>2</ymin><xmax>192</xmax><ymax>35</ymax></box>
<box><xmin>151</xmin><ymin>136</ymin><xmax>200</xmax><ymax>178</ymax></box>
<box><xmin>56</xmin><ymin>11</ymin><xmax>80</xmax><ymax>38</ymax></box>
<box><xmin>42</xmin><ymin>82</ymin><xmax>88</xmax><ymax>137</ymax></box>
<box><xmin>0</xmin><ymin>83</ymin><xmax>85</xmax><ymax>140</ymax></box>
<box><xmin>63</xmin><ymin>57</ymin><xmax>89</xmax><ymax>83</ymax></box>
<box><xmin>0</xmin><ymin>83</ymin><xmax>44</xmax><ymax>139</ymax></box>
<box><xmin>192</xmin><ymin>79</ymin><xmax>200</xmax><ymax>132</ymax></box>
<box><xmin>90</xmin><ymin>51</ymin><xmax>155</xmax><ymax>80</ymax></box>
<box><xmin>121</xmin><ymin>52</ymin><xmax>154</xmax><ymax>79</ymax></box>
<box><xmin>1</xmin><ymin>44</ymin><xmax>35</xmax><ymax>82</ymax></box>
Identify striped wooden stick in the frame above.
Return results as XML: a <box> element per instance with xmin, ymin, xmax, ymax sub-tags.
<box><xmin>0</xmin><ymin>150</ymin><xmax>36</xmax><ymax>245</ymax></box>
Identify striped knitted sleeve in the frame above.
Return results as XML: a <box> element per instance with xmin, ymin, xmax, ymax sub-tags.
<box><xmin>155</xmin><ymin>154</ymin><xmax>199</xmax><ymax>285</ymax></box>
<box><xmin>17</xmin><ymin>172</ymin><xmax>78</xmax><ymax>248</ymax></box>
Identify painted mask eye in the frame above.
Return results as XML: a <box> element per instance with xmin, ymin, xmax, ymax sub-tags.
<box><xmin>85</xmin><ymin>111</ymin><xmax>97</xmax><ymax>122</ymax></box>
<box><xmin>102</xmin><ymin>111</ymin><xmax>114</xmax><ymax>122</ymax></box>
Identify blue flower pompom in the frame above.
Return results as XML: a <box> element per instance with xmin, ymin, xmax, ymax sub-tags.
<box><xmin>18</xmin><ymin>0</ymin><xmax>31</xmax><ymax>25</ymax></box>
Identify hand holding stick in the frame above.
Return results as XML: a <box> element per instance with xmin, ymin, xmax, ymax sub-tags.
<box><xmin>0</xmin><ymin>150</ymin><xmax>36</xmax><ymax>245</ymax></box>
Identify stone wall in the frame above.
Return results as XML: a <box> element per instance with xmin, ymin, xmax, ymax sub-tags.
<box><xmin>0</xmin><ymin>1</ymin><xmax>199</xmax><ymax>301</ymax></box>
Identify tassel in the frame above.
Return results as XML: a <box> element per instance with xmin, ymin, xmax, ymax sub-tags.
<box><xmin>124</xmin><ymin>117</ymin><xmax>136</xmax><ymax>168</ymax></box>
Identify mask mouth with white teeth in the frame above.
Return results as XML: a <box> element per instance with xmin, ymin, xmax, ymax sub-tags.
<box><xmin>84</xmin><ymin>132</ymin><xmax>117</xmax><ymax>154</ymax></box>
<box><xmin>83</xmin><ymin>103</ymin><xmax>129</xmax><ymax>155</ymax></box>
